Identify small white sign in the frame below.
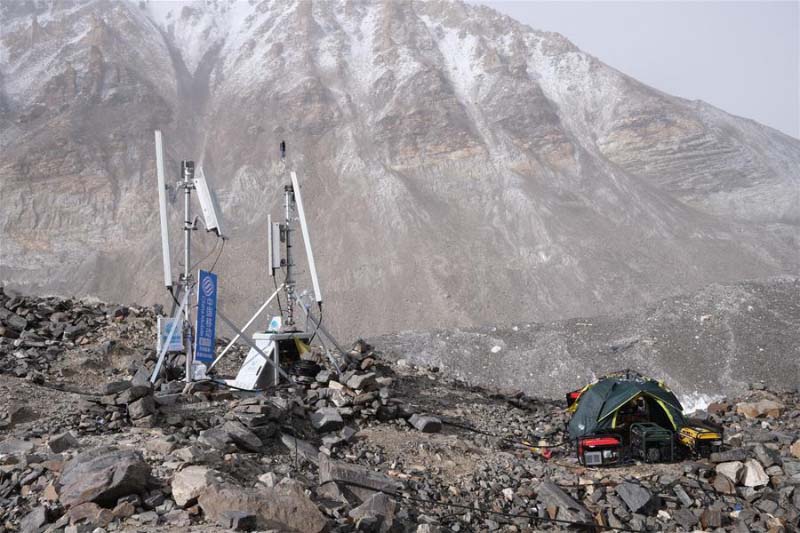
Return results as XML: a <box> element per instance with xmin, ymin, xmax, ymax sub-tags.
<box><xmin>157</xmin><ymin>317</ymin><xmax>184</xmax><ymax>353</ymax></box>
<box><xmin>268</xmin><ymin>315</ymin><xmax>282</xmax><ymax>332</ymax></box>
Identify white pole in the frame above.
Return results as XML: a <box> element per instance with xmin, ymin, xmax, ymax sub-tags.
<box><xmin>291</xmin><ymin>172</ymin><xmax>323</xmax><ymax>304</ymax></box>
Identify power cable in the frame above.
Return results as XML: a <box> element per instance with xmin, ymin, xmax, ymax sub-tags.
<box><xmin>208</xmin><ymin>238</ymin><xmax>225</xmax><ymax>273</ymax></box>
<box><xmin>188</xmin><ymin>238</ymin><xmax>220</xmax><ymax>272</ymax></box>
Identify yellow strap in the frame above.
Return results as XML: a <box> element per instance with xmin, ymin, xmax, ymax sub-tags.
<box><xmin>294</xmin><ymin>337</ymin><xmax>310</xmax><ymax>354</ymax></box>
<box><xmin>652</xmin><ymin>397</ymin><xmax>678</xmax><ymax>430</ymax></box>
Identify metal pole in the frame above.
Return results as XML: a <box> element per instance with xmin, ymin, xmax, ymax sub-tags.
<box><xmin>206</xmin><ymin>283</ymin><xmax>284</xmax><ymax>372</ymax></box>
<box><xmin>284</xmin><ymin>185</ymin><xmax>295</xmax><ymax>328</ymax></box>
<box><xmin>182</xmin><ymin>161</ymin><xmax>195</xmax><ymax>383</ymax></box>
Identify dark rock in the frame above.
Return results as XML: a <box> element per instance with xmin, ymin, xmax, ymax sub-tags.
<box><xmin>311</xmin><ymin>407</ymin><xmax>344</xmax><ymax>433</ymax></box>
<box><xmin>198</xmin><ymin>427</ymin><xmax>233</xmax><ymax>450</ymax></box>
<box><xmin>63</xmin><ymin>324</ymin><xmax>87</xmax><ymax>340</ymax></box>
<box><xmin>710</xmin><ymin>448</ymin><xmax>748</xmax><ymax>463</ymax></box>
<box><xmin>128</xmin><ymin>395</ymin><xmax>155</xmax><ymax>420</ymax></box>
<box><xmin>409</xmin><ymin>414</ymin><xmax>442</xmax><ymax>433</ymax></box>
<box><xmin>752</xmin><ymin>443</ymin><xmax>781</xmax><ymax>467</ymax></box>
<box><xmin>115</xmin><ymin>385</ymin><xmax>150</xmax><ymax>404</ymax></box>
<box><xmin>19</xmin><ymin>506</ymin><xmax>47</xmax><ymax>533</ymax></box>
<box><xmin>713</xmin><ymin>474</ymin><xmax>736</xmax><ymax>494</ymax></box>
<box><xmin>222</xmin><ymin>420</ymin><xmax>262</xmax><ymax>452</ymax></box>
<box><xmin>59</xmin><ymin>447</ymin><xmax>151</xmax><ymax>508</ymax></box>
<box><xmin>673</xmin><ymin>484</ymin><xmax>693</xmax><ymax>507</ymax></box>
<box><xmin>673</xmin><ymin>508</ymin><xmax>698</xmax><ymax>528</ymax></box>
<box><xmin>349</xmin><ymin>492</ymin><xmax>397</xmax><ymax>532</ymax></box>
<box><xmin>347</xmin><ymin>372</ymin><xmax>377</xmax><ymax>391</ymax></box>
<box><xmin>318</xmin><ymin>454</ymin><xmax>401</xmax><ymax>504</ymax></box>
<box><xmin>615</xmin><ymin>482</ymin><xmax>656</xmax><ymax>514</ymax></box>
<box><xmin>280</xmin><ymin>433</ymin><xmax>320</xmax><ymax>465</ymax></box>
<box><xmin>103</xmin><ymin>381</ymin><xmax>131</xmax><ymax>396</ymax></box>
<box><xmin>198</xmin><ymin>480</ymin><xmax>326</xmax><ymax>532</ymax></box>
<box><xmin>700</xmin><ymin>508</ymin><xmax>722</xmax><ymax>529</ymax></box>
<box><xmin>48</xmin><ymin>431</ymin><xmax>79</xmax><ymax>453</ymax></box>
<box><xmin>535</xmin><ymin>480</ymin><xmax>593</xmax><ymax>524</ymax></box>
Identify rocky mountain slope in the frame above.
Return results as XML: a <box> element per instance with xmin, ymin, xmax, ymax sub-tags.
<box><xmin>1</xmin><ymin>289</ymin><xmax>799</xmax><ymax>532</ymax></box>
<box><xmin>374</xmin><ymin>277</ymin><xmax>800</xmax><ymax>402</ymax></box>
<box><xmin>1</xmin><ymin>0</ymin><xmax>799</xmax><ymax>340</ymax></box>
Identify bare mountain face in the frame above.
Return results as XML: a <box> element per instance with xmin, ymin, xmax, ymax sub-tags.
<box><xmin>1</xmin><ymin>0</ymin><xmax>798</xmax><ymax>341</ymax></box>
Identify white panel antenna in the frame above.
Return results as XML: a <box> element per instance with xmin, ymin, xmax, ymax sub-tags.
<box><xmin>267</xmin><ymin>214</ymin><xmax>282</xmax><ymax>276</ymax></box>
<box><xmin>154</xmin><ymin>130</ymin><xmax>173</xmax><ymax>289</ymax></box>
<box><xmin>290</xmin><ymin>171</ymin><xmax>322</xmax><ymax>304</ymax></box>
<box><xmin>194</xmin><ymin>166</ymin><xmax>223</xmax><ymax>237</ymax></box>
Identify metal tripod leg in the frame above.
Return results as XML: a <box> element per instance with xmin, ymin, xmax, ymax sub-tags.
<box><xmin>216</xmin><ymin>310</ymin><xmax>294</xmax><ymax>383</ymax></box>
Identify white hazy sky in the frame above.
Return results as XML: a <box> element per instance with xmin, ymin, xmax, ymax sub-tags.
<box><xmin>478</xmin><ymin>1</ymin><xmax>800</xmax><ymax>139</ymax></box>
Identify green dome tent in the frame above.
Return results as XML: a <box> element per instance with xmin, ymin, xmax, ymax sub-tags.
<box><xmin>567</xmin><ymin>372</ymin><xmax>687</xmax><ymax>441</ymax></box>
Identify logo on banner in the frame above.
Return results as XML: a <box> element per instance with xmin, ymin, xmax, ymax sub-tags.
<box><xmin>194</xmin><ymin>270</ymin><xmax>218</xmax><ymax>364</ymax></box>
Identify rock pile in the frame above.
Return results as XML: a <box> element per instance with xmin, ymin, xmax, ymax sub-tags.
<box><xmin>0</xmin><ymin>290</ymin><xmax>798</xmax><ymax>532</ymax></box>
<box><xmin>0</xmin><ymin>288</ymin><xmax>152</xmax><ymax>384</ymax></box>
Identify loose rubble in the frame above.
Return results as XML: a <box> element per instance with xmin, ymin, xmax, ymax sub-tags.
<box><xmin>1</xmin><ymin>289</ymin><xmax>799</xmax><ymax>531</ymax></box>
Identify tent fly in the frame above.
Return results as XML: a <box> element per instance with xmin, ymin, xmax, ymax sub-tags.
<box><xmin>566</xmin><ymin>371</ymin><xmax>723</xmax><ymax>464</ymax></box>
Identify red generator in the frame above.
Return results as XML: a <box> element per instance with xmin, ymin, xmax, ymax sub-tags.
<box><xmin>577</xmin><ymin>435</ymin><xmax>622</xmax><ymax>466</ymax></box>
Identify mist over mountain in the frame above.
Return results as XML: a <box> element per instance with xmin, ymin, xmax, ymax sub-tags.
<box><xmin>1</xmin><ymin>0</ymin><xmax>798</xmax><ymax>340</ymax></box>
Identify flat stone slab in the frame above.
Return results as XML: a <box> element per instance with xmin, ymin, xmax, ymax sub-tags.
<box><xmin>59</xmin><ymin>447</ymin><xmax>151</xmax><ymax>508</ymax></box>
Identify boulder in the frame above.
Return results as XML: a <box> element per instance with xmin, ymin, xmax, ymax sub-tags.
<box><xmin>48</xmin><ymin>431</ymin><xmax>79</xmax><ymax>453</ymax></box>
<box><xmin>198</xmin><ymin>427</ymin><xmax>233</xmax><ymax>450</ymax></box>
<box><xmin>19</xmin><ymin>506</ymin><xmax>47</xmax><ymax>533</ymax></box>
<box><xmin>311</xmin><ymin>407</ymin><xmax>344</xmax><ymax>433</ymax></box>
<box><xmin>65</xmin><ymin>502</ymin><xmax>114</xmax><ymax>528</ymax></box>
<box><xmin>715</xmin><ymin>461</ymin><xmax>744</xmax><ymax>483</ymax></box>
<box><xmin>615</xmin><ymin>482</ymin><xmax>656</xmax><ymax>514</ymax></box>
<box><xmin>536</xmin><ymin>481</ymin><xmax>593</xmax><ymax>524</ymax></box>
<box><xmin>59</xmin><ymin>447</ymin><xmax>151</xmax><ymax>508</ymax></box>
<box><xmin>673</xmin><ymin>508</ymin><xmax>698</xmax><ymax>528</ymax></box>
<box><xmin>198</xmin><ymin>480</ymin><xmax>326</xmax><ymax>532</ymax></box>
<box><xmin>280</xmin><ymin>433</ymin><xmax>320</xmax><ymax>465</ymax></box>
<box><xmin>128</xmin><ymin>395</ymin><xmax>155</xmax><ymax>420</ymax></box>
<box><xmin>349</xmin><ymin>492</ymin><xmax>397</xmax><ymax>532</ymax></box>
<box><xmin>741</xmin><ymin>459</ymin><xmax>769</xmax><ymax>487</ymax></box>
<box><xmin>409</xmin><ymin>414</ymin><xmax>442</xmax><ymax>433</ymax></box>
<box><xmin>318</xmin><ymin>454</ymin><xmax>401</xmax><ymax>504</ymax></box>
<box><xmin>713</xmin><ymin>474</ymin><xmax>736</xmax><ymax>494</ymax></box>
<box><xmin>736</xmin><ymin>399</ymin><xmax>785</xmax><ymax>419</ymax></box>
<box><xmin>752</xmin><ymin>443</ymin><xmax>781</xmax><ymax>468</ymax></box>
<box><xmin>346</xmin><ymin>372</ymin><xmax>377</xmax><ymax>391</ymax></box>
<box><xmin>222</xmin><ymin>421</ymin><xmax>262</xmax><ymax>452</ymax></box>
<box><xmin>700</xmin><ymin>508</ymin><xmax>722</xmax><ymax>529</ymax></box>
<box><xmin>172</xmin><ymin>466</ymin><xmax>219</xmax><ymax>507</ymax></box>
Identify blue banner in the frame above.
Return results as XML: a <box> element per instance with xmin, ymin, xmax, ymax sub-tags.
<box><xmin>194</xmin><ymin>270</ymin><xmax>218</xmax><ymax>364</ymax></box>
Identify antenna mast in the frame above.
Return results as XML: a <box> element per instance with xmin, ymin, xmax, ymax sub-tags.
<box><xmin>181</xmin><ymin>160</ymin><xmax>196</xmax><ymax>381</ymax></box>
